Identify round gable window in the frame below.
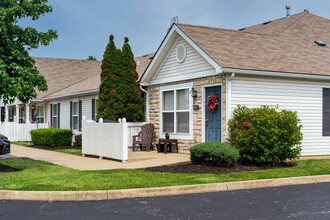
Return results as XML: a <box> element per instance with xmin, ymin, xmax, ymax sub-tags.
<box><xmin>176</xmin><ymin>44</ymin><xmax>186</xmax><ymax>63</ymax></box>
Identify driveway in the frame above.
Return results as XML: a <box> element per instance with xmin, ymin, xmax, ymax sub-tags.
<box><xmin>1</xmin><ymin>183</ymin><xmax>330</xmax><ymax>219</ymax></box>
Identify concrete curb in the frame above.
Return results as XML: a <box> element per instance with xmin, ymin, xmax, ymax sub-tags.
<box><xmin>1</xmin><ymin>175</ymin><xmax>330</xmax><ymax>201</ymax></box>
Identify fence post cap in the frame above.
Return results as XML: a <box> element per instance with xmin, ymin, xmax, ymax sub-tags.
<box><xmin>118</xmin><ymin>118</ymin><xmax>122</xmax><ymax>123</ymax></box>
<box><xmin>122</xmin><ymin>118</ymin><xmax>127</xmax><ymax>123</ymax></box>
<box><xmin>99</xmin><ymin>118</ymin><xmax>103</xmax><ymax>123</ymax></box>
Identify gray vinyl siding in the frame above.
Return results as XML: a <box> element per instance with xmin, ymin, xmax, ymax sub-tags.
<box><xmin>154</xmin><ymin>36</ymin><xmax>214</xmax><ymax>80</ymax></box>
<box><xmin>230</xmin><ymin>75</ymin><xmax>330</xmax><ymax>156</ymax></box>
<box><xmin>45</xmin><ymin>94</ymin><xmax>97</xmax><ymax>131</ymax></box>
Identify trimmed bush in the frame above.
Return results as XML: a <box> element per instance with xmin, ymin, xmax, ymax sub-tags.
<box><xmin>190</xmin><ymin>142</ymin><xmax>239</xmax><ymax>167</ymax></box>
<box><xmin>228</xmin><ymin>105</ymin><xmax>303</xmax><ymax>165</ymax></box>
<box><xmin>30</xmin><ymin>128</ymin><xmax>73</xmax><ymax>147</ymax></box>
<box><xmin>74</xmin><ymin>134</ymin><xmax>82</xmax><ymax>146</ymax></box>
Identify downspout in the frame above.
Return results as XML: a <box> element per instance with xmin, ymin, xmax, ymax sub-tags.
<box><xmin>226</xmin><ymin>73</ymin><xmax>235</xmax><ymax>138</ymax></box>
<box><xmin>139</xmin><ymin>85</ymin><xmax>150</xmax><ymax>122</ymax></box>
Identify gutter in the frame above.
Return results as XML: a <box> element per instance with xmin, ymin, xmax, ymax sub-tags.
<box><xmin>43</xmin><ymin>89</ymin><xmax>99</xmax><ymax>101</ymax></box>
<box><xmin>222</xmin><ymin>68</ymin><xmax>330</xmax><ymax>81</ymax></box>
<box><xmin>139</xmin><ymin>85</ymin><xmax>150</xmax><ymax>122</ymax></box>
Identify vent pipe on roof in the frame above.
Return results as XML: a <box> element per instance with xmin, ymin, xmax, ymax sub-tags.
<box><xmin>304</xmin><ymin>9</ymin><xmax>309</xmax><ymax>13</ymax></box>
<box><xmin>286</xmin><ymin>5</ymin><xmax>291</xmax><ymax>18</ymax></box>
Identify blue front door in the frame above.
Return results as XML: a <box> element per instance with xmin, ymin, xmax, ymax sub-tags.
<box><xmin>205</xmin><ymin>86</ymin><xmax>221</xmax><ymax>142</ymax></box>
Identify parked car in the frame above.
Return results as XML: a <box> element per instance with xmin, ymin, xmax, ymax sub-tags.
<box><xmin>0</xmin><ymin>134</ymin><xmax>10</xmax><ymax>155</ymax></box>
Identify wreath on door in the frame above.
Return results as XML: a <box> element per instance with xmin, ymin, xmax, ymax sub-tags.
<box><xmin>206</xmin><ymin>94</ymin><xmax>219</xmax><ymax>112</ymax></box>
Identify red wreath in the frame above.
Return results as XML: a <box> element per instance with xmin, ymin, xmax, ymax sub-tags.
<box><xmin>206</xmin><ymin>94</ymin><xmax>219</xmax><ymax>112</ymax></box>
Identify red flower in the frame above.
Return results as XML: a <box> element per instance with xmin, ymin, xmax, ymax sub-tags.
<box><xmin>112</xmin><ymin>75</ymin><xmax>117</xmax><ymax>78</ymax></box>
<box><xmin>248</xmin><ymin>136</ymin><xmax>251</xmax><ymax>139</ymax></box>
<box><xmin>111</xmin><ymin>89</ymin><xmax>117</xmax><ymax>93</ymax></box>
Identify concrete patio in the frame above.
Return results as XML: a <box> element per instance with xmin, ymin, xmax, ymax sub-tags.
<box><xmin>9</xmin><ymin>144</ymin><xmax>190</xmax><ymax>170</ymax></box>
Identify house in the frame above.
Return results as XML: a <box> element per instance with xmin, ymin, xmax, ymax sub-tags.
<box><xmin>139</xmin><ymin>11</ymin><xmax>330</xmax><ymax>156</ymax></box>
<box><xmin>1</xmin><ymin>11</ymin><xmax>329</xmax><ymax>156</ymax></box>
<box><xmin>0</xmin><ymin>54</ymin><xmax>153</xmax><ymax>134</ymax></box>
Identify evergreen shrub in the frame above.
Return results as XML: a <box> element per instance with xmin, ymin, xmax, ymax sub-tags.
<box><xmin>190</xmin><ymin>142</ymin><xmax>239</xmax><ymax>167</ymax></box>
<box><xmin>228</xmin><ymin>105</ymin><xmax>303</xmax><ymax>165</ymax></box>
<box><xmin>30</xmin><ymin>128</ymin><xmax>73</xmax><ymax>146</ymax></box>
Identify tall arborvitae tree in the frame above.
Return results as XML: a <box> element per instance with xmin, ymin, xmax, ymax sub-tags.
<box><xmin>97</xmin><ymin>36</ymin><xmax>145</xmax><ymax>121</ymax></box>
<box><xmin>97</xmin><ymin>35</ymin><xmax>117</xmax><ymax>119</ymax></box>
<box><xmin>119</xmin><ymin>37</ymin><xmax>145</xmax><ymax>121</ymax></box>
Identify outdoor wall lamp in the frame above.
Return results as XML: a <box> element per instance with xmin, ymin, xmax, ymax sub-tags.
<box><xmin>31</xmin><ymin>106</ymin><xmax>39</xmax><ymax>110</ymax></box>
<box><xmin>190</xmin><ymin>87</ymin><xmax>197</xmax><ymax>98</ymax></box>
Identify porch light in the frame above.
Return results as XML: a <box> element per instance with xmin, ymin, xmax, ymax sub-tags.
<box><xmin>190</xmin><ymin>87</ymin><xmax>197</xmax><ymax>98</ymax></box>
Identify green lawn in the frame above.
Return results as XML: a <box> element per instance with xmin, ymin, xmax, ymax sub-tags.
<box><xmin>0</xmin><ymin>158</ymin><xmax>330</xmax><ymax>191</ymax></box>
<box><xmin>54</xmin><ymin>149</ymin><xmax>82</xmax><ymax>156</ymax></box>
<box><xmin>11</xmin><ymin>141</ymin><xmax>33</xmax><ymax>147</ymax></box>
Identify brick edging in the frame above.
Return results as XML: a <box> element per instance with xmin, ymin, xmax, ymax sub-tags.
<box><xmin>1</xmin><ymin>175</ymin><xmax>330</xmax><ymax>201</ymax></box>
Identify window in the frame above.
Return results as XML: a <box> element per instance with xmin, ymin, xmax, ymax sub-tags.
<box><xmin>72</xmin><ymin>101</ymin><xmax>79</xmax><ymax>130</ymax></box>
<box><xmin>323</xmin><ymin>88</ymin><xmax>330</xmax><ymax>136</ymax></box>
<box><xmin>36</xmin><ymin>106</ymin><xmax>44</xmax><ymax>123</ymax></box>
<box><xmin>176</xmin><ymin>44</ymin><xmax>186</xmax><ymax>63</ymax></box>
<box><xmin>8</xmin><ymin>108</ymin><xmax>14</xmax><ymax>122</ymax></box>
<box><xmin>19</xmin><ymin>107</ymin><xmax>24</xmax><ymax>123</ymax></box>
<box><xmin>160</xmin><ymin>83</ymin><xmax>193</xmax><ymax>139</ymax></box>
<box><xmin>52</xmin><ymin>104</ymin><xmax>58</xmax><ymax>128</ymax></box>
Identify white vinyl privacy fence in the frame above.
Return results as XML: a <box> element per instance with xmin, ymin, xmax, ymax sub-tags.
<box><xmin>82</xmin><ymin>116</ymin><xmax>146</xmax><ymax>163</ymax></box>
<box><xmin>0</xmin><ymin>122</ymin><xmax>48</xmax><ymax>141</ymax></box>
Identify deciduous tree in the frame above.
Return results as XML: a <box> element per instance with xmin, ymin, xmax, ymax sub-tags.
<box><xmin>0</xmin><ymin>0</ymin><xmax>58</xmax><ymax>104</ymax></box>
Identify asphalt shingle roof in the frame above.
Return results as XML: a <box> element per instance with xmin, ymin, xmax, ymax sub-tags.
<box><xmin>42</xmin><ymin>53</ymin><xmax>154</xmax><ymax>99</ymax></box>
<box><xmin>176</xmin><ymin>12</ymin><xmax>330</xmax><ymax>76</ymax></box>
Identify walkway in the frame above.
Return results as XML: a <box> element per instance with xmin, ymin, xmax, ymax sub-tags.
<box><xmin>10</xmin><ymin>144</ymin><xmax>190</xmax><ymax>170</ymax></box>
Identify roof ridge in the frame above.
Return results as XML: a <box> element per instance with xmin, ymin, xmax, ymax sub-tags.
<box><xmin>177</xmin><ymin>23</ymin><xmax>277</xmax><ymax>37</ymax></box>
<box><xmin>32</xmin><ymin>57</ymin><xmax>101</xmax><ymax>62</ymax></box>
<box><xmin>43</xmin><ymin>72</ymin><xmax>100</xmax><ymax>98</ymax></box>
<box><xmin>177</xmin><ymin>12</ymin><xmax>311</xmax><ymax>37</ymax></box>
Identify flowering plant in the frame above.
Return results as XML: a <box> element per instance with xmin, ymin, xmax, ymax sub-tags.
<box><xmin>206</xmin><ymin>94</ymin><xmax>219</xmax><ymax>112</ymax></box>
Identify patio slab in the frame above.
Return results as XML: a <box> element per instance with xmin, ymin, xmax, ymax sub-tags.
<box><xmin>10</xmin><ymin>144</ymin><xmax>190</xmax><ymax>170</ymax></box>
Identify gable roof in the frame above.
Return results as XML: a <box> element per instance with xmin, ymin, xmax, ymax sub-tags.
<box><xmin>43</xmin><ymin>53</ymin><xmax>154</xmax><ymax>99</ymax></box>
<box><xmin>33</xmin><ymin>57</ymin><xmax>101</xmax><ymax>99</ymax></box>
<box><xmin>176</xmin><ymin>12</ymin><xmax>330</xmax><ymax>76</ymax></box>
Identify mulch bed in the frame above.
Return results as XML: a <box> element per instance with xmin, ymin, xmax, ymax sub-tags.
<box><xmin>143</xmin><ymin>162</ymin><xmax>294</xmax><ymax>174</ymax></box>
<box><xmin>27</xmin><ymin>145</ymin><xmax>81</xmax><ymax>150</ymax></box>
<box><xmin>0</xmin><ymin>164</ymin><xmax>19</xmax><ymax>173</ymax></box>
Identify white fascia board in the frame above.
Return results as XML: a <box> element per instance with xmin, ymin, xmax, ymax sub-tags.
<box><xmin>43</xmin><ymin>89</ymin><xmax>99</xmax><ymax>101</ymax></box>
<box><xmin>139</xmin><ymin>27</ymin><xmax>177</xmax><ymax>83</ymax></box>
<box><xmin>141</xmin><ymin>69</ymin><xmax>217</xmax><ymax>86</ymax></box>
<box><xmin>140</xmin><ymin>24</ymin><xmax>222</xmax><ymax>84</ymax></box>
<box><xmin>223</xmin><ymin>68</ymin><xmax>330</xmax><ymax>81</ymax></box>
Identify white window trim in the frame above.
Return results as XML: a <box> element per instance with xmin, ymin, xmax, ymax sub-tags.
<box><xmin>52</xmin><ymin>103</ymin><xmax>58</xmax><ymax>128</ymax></box>
<box><xmin>159</xmin><ymin>82</ymin><xmax>193</xmax><ymax>140</ymax></box>
<box><xmin>201</xmin><ymin>83</ymin><xmax>223</xmax><ymax>143</ymax></box>
<box><xmin>19</xmin><ymin>107</ymin><xmax>24</xmax><ymax>123</ymax></box>
<box><xmin>72</xmin><ymin>100</ymin><xmax>79</xmax><ymax>130</ymax></box>
<box><xmin>176</xmin><ymin>43</ymin><xmax>186</xmax><ymax>63</ymax></box>
<box><xmin>36</xmin><ymin>105</ymin><xmax>45</xmax><ymax>123</ymax></box>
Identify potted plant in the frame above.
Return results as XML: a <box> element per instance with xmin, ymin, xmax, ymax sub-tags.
<box><xmin>165</xmin><ymin>132</ymin><xmax>170</xmax><ymax>139</ymax></box>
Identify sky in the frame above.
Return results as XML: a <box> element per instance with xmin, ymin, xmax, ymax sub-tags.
<box><xmin>20</xmin><ymin>0</ymin><xmax>330</xmax><ymax>60</ymax></box>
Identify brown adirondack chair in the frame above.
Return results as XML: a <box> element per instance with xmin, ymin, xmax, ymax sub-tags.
<box><xmin>132</xmin><ymin>123</ymin><xmax>155</xmax><ymax>152</ymax></box>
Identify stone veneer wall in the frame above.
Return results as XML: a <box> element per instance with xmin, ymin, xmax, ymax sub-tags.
<box><xmin>148</xmin><ymin>74</ymin><xmax>226</xmax><ymax>154</ymax></box>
